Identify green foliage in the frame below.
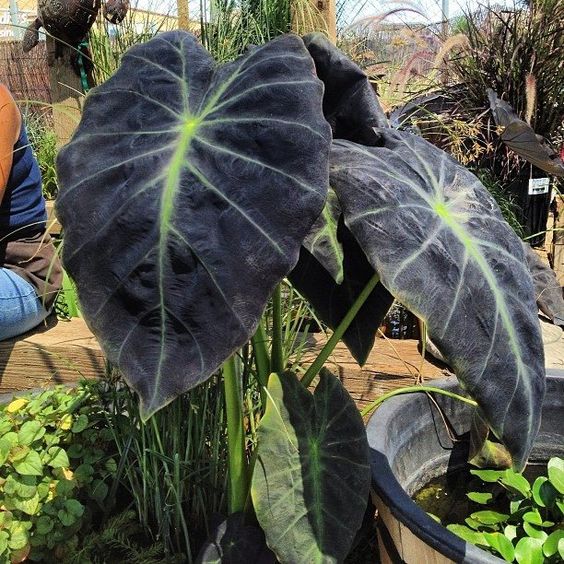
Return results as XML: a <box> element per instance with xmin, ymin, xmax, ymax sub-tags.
<box><xmin>473</xmin><ymin>169</ymin><xmax>525</xmax><ymax>238</ymax></box>
<box><xmin>88</xmin><ymin>8</ymin><xmax>168</xmax><ymax>85</ymax></box>
<box><xmin>54</xmin><ymin>270</ymin><xmax>82</xmax><ymax>320</ymax></box>
<box><xmin>199</xmin><ymin>0</ymin><xmax>322</xmax><ymax>63</ymax></box>
<box><xmin>0</xmin><ymin>386</ymin><xmax>117</xmax><ymax>562</ymax></box>
<box><xmin>446</xmin><ymin>459</ymin><xmax>564</xmax><ymax>562</ymax></box>
<box><xmin>444</xmin><ymin>0</ymin><xmax>564</xmax><ymax>183</ymax></box>
<box><xmin>66</xmin><ymin>509</ymin><xmax>179</xmax><ymax>564</ymax></box>
<box><xmin>93</xmin><ymin>376</ymin><xmax>228</xmax><ymax>560</ymax></box>
<box><xmin>22</xmin><ymin>111</ymin><xmax>59</xmax><ymax>200</ymax></box>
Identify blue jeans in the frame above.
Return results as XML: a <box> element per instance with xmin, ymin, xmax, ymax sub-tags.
<box><xmin>0</xmin><ymin>268</ymin><xmax>49</xmax><ymax>341</ymax></box>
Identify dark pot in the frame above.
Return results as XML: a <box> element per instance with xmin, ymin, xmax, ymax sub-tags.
<box><xmin>366</xmin><ymin>370</ymin><xmax>564</xmax><ymax>563</ymax></box>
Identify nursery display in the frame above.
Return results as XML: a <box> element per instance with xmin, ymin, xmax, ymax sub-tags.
<box><xmin>53</xmin><ymin>29</ymin><xmax>547</xmax><ymax>562</ymax></box>
<box><xmin>22</xmin><ymin>0</ymin><xmax>129</xmax><ymax>54</ymax></box>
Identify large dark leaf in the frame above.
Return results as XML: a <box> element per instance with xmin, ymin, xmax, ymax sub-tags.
<box><xmin>290</xmin><ymin>218</ymin><xmax>394</xmax><ymax>365</ymax></box>
<box><xmin>251</xmin><ymin>370</ymin><xmax>370</xmax><ymax>563</ymax></box>
<box><xmin>330</xmin><ymin>129</ymin><xmax>545</xmax><ymax>470</ymax></box>
<box><xmin>487</xmin><ymin>89</ymin><xmax>564</xmax><ymax>176</ymax></box>
<box><xmin>522</xmin><ymin>243</ymin><xmax>564</xmax><ymax>327</ymax></box>
<box><xmin>56</xmin><ymin>31</ymin><xmax>331</xmax><ymax>418</ymax></box>
<box><xmin>303</xmin><ymin>32</ymin><xmax>388</xmax><ymax>145</ymax></box>
<box><xmin>196</xmin><ymin>513</ymin><xmax>276</xmax><ymax>564</ymax></box>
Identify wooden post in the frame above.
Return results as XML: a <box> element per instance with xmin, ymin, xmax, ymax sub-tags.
<box><xmin>177</xmin><ymin>0</ymin><xmax>190</xmax><ymax>31</ymax></box>
<box><xmin>552</xmin><ymin>194</ymin><xmax>564</xmax><ymax>286</ymax></box>
<box><xmin>47</xmin><ymin>37</ymin><xmax>86</xmax><ymax>147</ymax></box>
<box><xmin>311</xmin><ymin>0</ymin><xmax>336</xmax><ymax>42</ymax></box>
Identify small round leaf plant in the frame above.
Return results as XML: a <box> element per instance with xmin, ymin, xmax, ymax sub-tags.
<box><xmin>445</xmin><ymin>458</ymin><xmax>564</xmax><ymax>563</ymax></box>
<box><xmin>0</xmin><ymin>386</ymin><xmax>116</xmax><ymax>561</ymax></box>
<box><xmin>56</xmin><ymin>31</ymin><xmax>546</xmax><ymax>562</ymax></box>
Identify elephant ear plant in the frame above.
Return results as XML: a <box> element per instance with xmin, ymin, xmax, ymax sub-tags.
<box><xmin>56</xmin><ymin>31</ymin><xmax>545</xmax><ymax>562</ymax></box>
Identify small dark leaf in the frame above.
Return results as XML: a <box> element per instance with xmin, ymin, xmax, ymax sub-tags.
<box><xmin>487</xmin><ymin>89</ymin><xmax>564</xmax><ymax>176</ymax></box>
<box><xmin>196</xmin><ymin>513</ymin><xmax>276</xmax><ymax>564</ymax></box>
<box><xmin>330</xmin><ymin>129</ymin><xmax>545</xmax><ymax>470</ymax></box>
<box><xmin>289</xmin><ymin>222</ymin><xmax>394</xmax><ymax>365</ymax></box>
<box><xmin>303</xmin><ymin>32</ymin><xmax>388</xmax><ymax>145</ymax></box>
<box><xmin>484</xmin><ymin>532</ymin><xmax>515</xmax><ymax>562</ymax></box>
<box><xmin>522</xmin><ymin>243</ymin><xmax>564</xmax><ymax>327</ymax></box>
<box><xmin>56</xmin><ymin>32</ymin><xmax>330</xmax><ymax>418</ymax></box>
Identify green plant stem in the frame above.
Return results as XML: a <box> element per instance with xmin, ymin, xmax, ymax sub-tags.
<box><xmin>360</xmin><ymin>386</ymin><xmax>478</xmax><ymax>418</ymax></box>
<box><xmin>271</xmin><ymin>285</ymin><xmax>284</xmax><ymax>374</ymax></box>
<box><xmin>301</xmin><ymin>272</ymin><xmax>380</xmax><ymax>388</ymax></box>
<box><xmin>223</xmin><ymin>356</ymin><xmax>249</xmax><ymax>514</ymax></box>
<box><xmin>251</xmin><ymin>320</ymin><xmax>270</xmax><ymax>406</ymax></box>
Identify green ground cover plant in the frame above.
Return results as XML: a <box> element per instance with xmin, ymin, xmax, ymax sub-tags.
<box><xmin>0</xmin><ymin>386</ymin><xmax>116</xmax><ymax>561</ymax></box>
<box><xmin>446</xmin><ymin>458</ymin><xmax>564</xmax><ymax>563</ymax></box>
<box><xmin>54</xmin><ymin>30</ymin><xmax>546</xmax><ymax>562</ymax></box>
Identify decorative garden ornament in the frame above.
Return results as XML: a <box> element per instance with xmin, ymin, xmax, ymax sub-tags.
<box><xmin>103</xmin><ymin>0</ymin><xmax>129</xmax><ymax>24</ymax></box>
<box><xmin>22</xmin><ymin>0</ymin><xmax>102</xmax><ymax>54</ymax></box>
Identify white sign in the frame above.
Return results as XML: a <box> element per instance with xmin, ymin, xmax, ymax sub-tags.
<box><xmin>528</xmin><ymin>177</ymin><xmax>550</xmax><ymax>196</ymax></box>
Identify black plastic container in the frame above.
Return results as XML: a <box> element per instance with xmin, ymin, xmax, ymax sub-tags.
<box><xmin>366</xmin><ymin>370</ymin><xmax>564</xmax><ymax>563</ymax></box>
<box><xmin>507</xmin><ymin>165</ymin><xmax>553</xmax><ymax>247</ymax></box>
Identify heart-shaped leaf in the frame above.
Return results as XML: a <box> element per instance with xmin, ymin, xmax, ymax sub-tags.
<box><xmin>17</xmin><ymin>421</ymin><xmax>45</xmax><ymax>446</ymax></box>
<box><xmin>289</xmin><ymin>220</ymin><xmax>394</xmax><ymax>365</ymax></box>
<box><xmin>56</xmin><ymin>31</ymin><xmax>330</xmax><ymax>418</ymax></box>
<box><xmin>330</xmin><ymin>129</ymin><xmax>545</xmax><ymax>470</ymax></box>
<box><xmin>251</xmin><ymin>370</ymin><xmax>370</xmax><ymax>563</ymax></box>
<box><xmin>13</xmin><ymin>451</ymin><xmax>43</xmax><ymax>476</ymax></box>
<box><xmin>514</xmin><ymin>537</ymin><xmax>544</xmax><ymax>564</ymax></box>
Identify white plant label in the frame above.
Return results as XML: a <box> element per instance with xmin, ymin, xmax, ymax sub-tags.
<box><xmin>528</xmin><ymin>177</ymin><xmax>550</xmax><ymax>196</ymax></box>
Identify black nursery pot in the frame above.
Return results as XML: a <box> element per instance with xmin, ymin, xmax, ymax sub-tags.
<box><xmin>366</xmin><ymin>370</ymin><xmax>564</xmax><ymax>564</ymax></box>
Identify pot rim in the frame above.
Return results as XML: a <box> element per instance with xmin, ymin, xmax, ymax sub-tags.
<box><xmin>367</xmin><ymin>369</ymin><xmax>564</xmax><ymax>564</ymax></box>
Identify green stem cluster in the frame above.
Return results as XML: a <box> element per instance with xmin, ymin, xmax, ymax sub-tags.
<box><xmin>222</xmin><ymin>273</ymin><xmax>382</xmax><ymax>516</ymax></box>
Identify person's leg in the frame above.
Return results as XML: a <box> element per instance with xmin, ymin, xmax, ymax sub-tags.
<box><xmin>0</xmin><ymin>268</ymin><xmax>49</xmax><ymax>341</ymax></box>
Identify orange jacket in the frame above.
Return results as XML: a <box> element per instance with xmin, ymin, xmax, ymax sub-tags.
<box><xmin>0</xmin><ymin>84</ymin><xmax>22</xmax><ymax>204</ymax></box>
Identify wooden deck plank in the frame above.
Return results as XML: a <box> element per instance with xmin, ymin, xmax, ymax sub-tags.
<box><xmin>0</xmin><ymin>316</ymin><xmax>105</xmax><ymax>393</ymax></box>
<box><xmin>300</xmin><ymin>333</ymin><xmax>453</xmax><ymax>413</ymax></box>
